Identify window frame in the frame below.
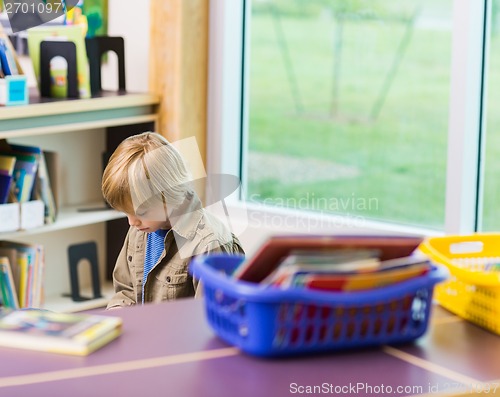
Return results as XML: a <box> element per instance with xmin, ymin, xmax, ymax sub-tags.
<box><xmin>207</xmin><ymin>0</ymin><xmax>488</xmax><ymax>237</ymax></box>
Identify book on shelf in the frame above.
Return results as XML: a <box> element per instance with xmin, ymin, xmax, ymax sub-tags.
<box><xmin>0</xmin><ymin>154</ymin><xmax>16</xmax><ymax>205</ymax></box>
<box><xmin>0</xmin><ymin>25</ymin><xmax>22</xmax><ymax>77</ymax></box>
<box><xmin>0</xmin><ymin>309</ymin><xmax>123</xmax><ymax>356</ymax></box>
<box><xmin>0</xmin><ymin>37</ymin><xmax>19</xmax><ymax>76</ymax></box>
<box><xmin>0</xmin><ymin>141</ymin><xmax>58</xmax><ymax>224</ymax></box>
<box><xmin>0</xmin><ymin>256</ymin><xmax>19</xmax><ymax>309</ymax></box>
<box><xmin>0</xmin><ymin>25</ymin><xmax>28</xmax><ymax>106</ymax></box>
<box><xmin>23</xmin><ymin>148</ymin><xmax>57</xmax><ymax>224</ymax></box>
<box><xmin>0</xmin><ymin>247</ymin><xmax>18</xmax><ymax>291</ymax></box>
<box><xmin>42</xmin><ymin>150</ymin><xmax>60</xmax><ymax>217</ymax></box>
<box><xmin>0</xmin><ymin>155</ymin><xmax>16</xmax><ymax>175</ymax></box>
<box><xmin>13</xmin><ymin>153</ymin><xmax>38</xmax><ymax>203</ymax></box>
<box><xmin>0</xmin><ymin>141</ymin><xmax>39</xmax><ymax>204</ymax></box>
<box><xmin>0</xmin><ymin>241</ymin><xmax>45</xmax><ymax>309</ymax></box>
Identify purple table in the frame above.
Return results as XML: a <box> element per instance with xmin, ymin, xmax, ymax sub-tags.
<box><xmin>0</xmin><ymin>299</ymin><xmax>498</xmax><ymax>397</ymax></box>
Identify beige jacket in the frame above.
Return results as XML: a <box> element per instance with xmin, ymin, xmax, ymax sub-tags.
<box><xmin>107</xmin><ymin>196</ymin><xmax>244</xmax><ymax>309</ymax></box>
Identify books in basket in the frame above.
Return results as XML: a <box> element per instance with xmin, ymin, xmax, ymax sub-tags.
<box><xmin>0</xmin><ymin>309</ymin><xmax>122</xmax><ymax>356</ymax></box>
<box><xmin>235</xmin><ymin>234</ymin><xmax>432</xmax><ymax>292</ymax></box>
<box><xmin>299</xmin><ymin>260</ymin><xmax>430</xmax><ymax>291</ymax></box>
<box><xmin>234</xmin><ymin>235</ymin><xmax>424</xmax><ymax>282</ymax></box>
<box><xmin>260</xmin><ymin>248</ymin><xmax>382</xmax><ymax>286</ymax></box>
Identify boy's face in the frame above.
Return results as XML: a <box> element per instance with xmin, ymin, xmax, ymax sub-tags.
<box><xmin>126</xmin><ymin>213</ymin><xmax>170</xmax><ymax>233</ymax></box>
<box><xmin>125</xmin><ymin>202</ymin><xmax>171</xmax><ymax>233</ymax></box>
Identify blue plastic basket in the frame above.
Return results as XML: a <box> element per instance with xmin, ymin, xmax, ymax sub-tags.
<box><xmin>191</xmin><ymin>254</ymin><xmax>448</xmax><ymax>357</ymax></box>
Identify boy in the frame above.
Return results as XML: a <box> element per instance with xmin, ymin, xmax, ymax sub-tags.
<box><xmin>102</xmin><ymin>132</ymin><xmax>244</xmax><ymax>308</ymax></box>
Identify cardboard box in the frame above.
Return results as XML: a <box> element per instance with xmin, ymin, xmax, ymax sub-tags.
<box><xmin>0</xmin><ymin>200</ymin><xmax>45</xmax><ymax>232</ymax></box>
<box><xmin>0</xmin><ymin>202</ymin><xmax>20</xmax><ymax>232</ymax></box>
<box><xmin>20</xmin><ymin>200</ymin><xmax>44</xmax><ymax>230</ymax></box>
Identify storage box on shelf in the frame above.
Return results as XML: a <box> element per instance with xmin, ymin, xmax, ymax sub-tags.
<box><xmin>0</xmin><ymin>202</ymin><xmax>19</xmax><ymax>232</ymax></box>
<box><xmin>0</xmin><ymin>200</ymin><xmax>44</xmax><ymax>233</ymax></box>
<box><xmin>0</xmin><ymin>27</ymin><xmax>28</xmax><ymax>106</ymax></box>
<box><xmin>0</xmin><ymin>91</ymin><xmax>159</xmax><ymax>312</ymax></box>
<box><xmin>0</xmin><ymin>75</ymin><xmax>28</xmax><ymax>106</ymax></box>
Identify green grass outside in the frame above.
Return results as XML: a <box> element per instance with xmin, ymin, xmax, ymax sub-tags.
<box><xmin>246</xmin><ymin>1</ymin><xmax>500</xmax><ymax>231</ymax></box>
<box><xmin>248</xmin><ymin>6</ymin><xmax>451</xmax><ymax>228</ymax></box>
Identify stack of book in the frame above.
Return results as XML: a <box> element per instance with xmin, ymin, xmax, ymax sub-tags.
<box><xmin>0</xmin><ymin>153</ymin><xmax>15</xmax><ymax>205</ymax></box>
<box><xmin>234</xmin><ymin>235</ymin><xmax>431</xmax><ymax>292</ymax></box>
<box><xmin>0</xmin><ymin>37</ymin><xmax>20</xmax><ymax>77</ymax></box>
<box><xmin>0</xmin><ymin>241</ymin><xmax>45</xmax><ymax>309</ymax></box>
<box><xmin>261</xmin><ymin>249</ymin><xmax>430</xmax><ymax>291</ymax></box>
<box><xmin>0</xmin><ymin>25</ymin><xmax>27</xmax><ymax>105</ymax></box>
<box><xmin>0</xmin><ymin>140</ymin><xmax>57</xmax><ymax>224</ymax></box>
<box><xmin>0</xmin><ymin>309</ymin><xmax>122</xmax><ymax>356</ymax></box>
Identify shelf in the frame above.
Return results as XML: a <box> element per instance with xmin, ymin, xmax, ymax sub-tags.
<box><xmin>0</xmin><ymin>91</ymin><xmax>157</xmax><ymax>314</ymax></box>
<box><xmin>0</xmin><ymin>91</ymin><xmax>160</xmax><ymax>138</ymax></box>
<box><xmin>0</xmin><ymin>203</ymin><xmax>126</xmax><ymax>239</ymax></box>
<box><xmin>43</xmin><ymin>282</ymin><xmax>115</xmax><ymax>313</ymax></box>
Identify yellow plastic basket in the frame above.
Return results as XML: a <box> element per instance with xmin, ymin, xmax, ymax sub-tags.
<box><xmin>419</xmin><ymin>233</ymin><xmax>500</xmax><ymax>334</ymax></box>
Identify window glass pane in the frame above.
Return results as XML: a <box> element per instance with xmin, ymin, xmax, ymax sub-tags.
<box><xmin>245</xmin><ymin>0</ymin><xmax>453</xmax><ymax>229</ymax></box>
<box><xmin>481</xmin><ymin>1</ymin><xmax>500</xmax><ymax>231</ymax></box>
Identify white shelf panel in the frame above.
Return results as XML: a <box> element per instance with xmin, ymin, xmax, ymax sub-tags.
<box><xmin>43</xmin><ymin>283</ymin><xmax>115</xmax><ymax>313</ymax></box>
<box><xmin>0</xmin><ymin>114</ymin><xmax>159</xmax><ymax>139</ymax></box>
<box><xmin>0</xmin><ymin>92</ymin><xmax>160</xmax><ymax>138</ymax></box>
<box><xmin>0</xmin><ymin>203</ymin><xmax>126</xmax><ymax>239</ymax></box>
<box><xmin>0</xmin><ymin>91</ymin><xmax>159</xmax><ymax>121</ymax></box>
<box><xmin>0</xmin><ymin>92</ymin><xmax>157</xmax><ymax>314</ymax></box>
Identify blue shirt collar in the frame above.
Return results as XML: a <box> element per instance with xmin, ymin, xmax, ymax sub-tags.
<box><xmin>154</xmin><ymin>229</ymin><xmax>169</xmax><ymax>238</ymax></box>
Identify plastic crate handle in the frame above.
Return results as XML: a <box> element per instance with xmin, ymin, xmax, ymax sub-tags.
<box><xmin>449</xmin><ymin>241</ymin><xmax>484</xmax><ymax>255</ymax></box>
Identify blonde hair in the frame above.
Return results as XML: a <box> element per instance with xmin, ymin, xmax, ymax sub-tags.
<box><xmin>102</xmin><ymin>132</ymin><xmax>192</xmax><ymax>214</ymax></box>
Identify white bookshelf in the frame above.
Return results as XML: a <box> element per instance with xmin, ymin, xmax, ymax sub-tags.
<box><xmin>44</xmin><ymin>283</ymin><xmax>116</xmax><ymax>313</ymax></box>
<box><xmin>0</xmin><ymin>91</ymin><xmax>159</xmax><ymax>312</ymax></box>
<box><xmin>0</xmin><ymin>203</ymin><xmax>126</xmax><ymax>239</ymax></box>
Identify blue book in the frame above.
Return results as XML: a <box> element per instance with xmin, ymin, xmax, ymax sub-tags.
<box><xmin>11</xmin><ymin>154</ymin><xmax>38</xmax><ymax>203</ymax></box>
<box><xmin>0</xmin><ymin>40</ymin><xmax>11</xmax><ymax>76</ymax></box>
<box><xmin>0</xmin><ymin>257</ymin><xmax>19</xmax><ymax>309</ymax></box>
<box><xmin>0</xmin><ymin>173</ymin><xmax>13</xmax><ymax>204</ymax></box>
<box><xmin>8</xmin><ymin>145</ymin><xmax>42</xmax><ymax>203</ymax></box>
<box><xmin>0</xmin><ymin>154</ymin><xmax>16</xmax><ymax>175</ymax></box>
<box><xmin>0</xmin><ymin>38</ymin><xmax>18</xmax><ymax>76</ymax></box>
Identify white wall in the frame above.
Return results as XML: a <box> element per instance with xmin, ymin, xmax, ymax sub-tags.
<box><xmin>101</xmin><ymin>0</ymin><xmax>150</xmax><ymax>93</ymax></box>
<box><xmin>19</xmin><ymin>0</ymin><xmax>151</xmax><ymax>93</ymax></box>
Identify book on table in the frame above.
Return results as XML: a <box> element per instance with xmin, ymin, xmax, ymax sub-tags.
<box><xmin>0</xmin><ymin>309</ymin><xmax>123</xmax><ymax>356</ymax></box>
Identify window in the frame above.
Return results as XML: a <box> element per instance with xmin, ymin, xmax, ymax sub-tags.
<box><xmin>208</xmin><ymin>0</ymin><xmax>488</xmax><ymax>235</ymax></box>
<box><xmin>244</xmin><ymin>0</ymin><xmax>454</xmax><ymax>229</ymax></box>
<box><xmin>482</xmin><ymin>0</ymin><xmax>500</xmax><ymax>231</ymax></box>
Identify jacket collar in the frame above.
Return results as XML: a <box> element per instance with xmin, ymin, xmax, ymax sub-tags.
<box><xmin>169</xmin><ymin>193</ymin><xmax>204</xmax><ymax>241</ymax></box>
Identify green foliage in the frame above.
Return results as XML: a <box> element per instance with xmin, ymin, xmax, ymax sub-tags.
<box><xmin>246</xmin><ymin>6</ymin><xmax>450</xmax><ymax>228</ymax></box>
<box><xmin>252</xmin><ymin>0</ymin><xmax>418</xmax><ymax>20</ymax></box>
<box><xmin>247</xmin><ymin>0</ymin><xmax>500</xmax><ymax>230</ymax></box>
